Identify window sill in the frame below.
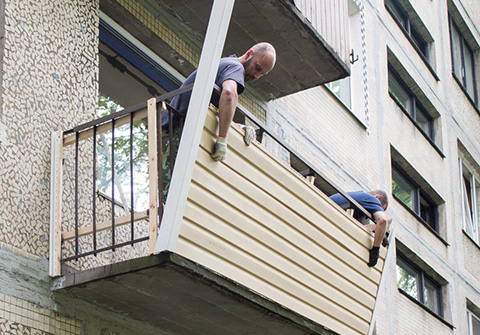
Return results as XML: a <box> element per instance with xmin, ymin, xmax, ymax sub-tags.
<box><xmin>386</xmin><ymin>5</ymin><xmax>439</xmax><ymax>82</ymax></box>
<box><xmin>389</xmin><ymin>93</ymin><xmax>445</xmax><ymax>158</ymax></box>
<box><xmin>393</xmin><ymin>195</ymin><xmax>449</xmax><ymax>246</ymax></box>
<box><xmin>397</xmin><ymin>289</ymin><xmax>455</xmax><ymax>329</ymax></box>
<box><xmin>452</xmin><ymin>74</ymin><xmax>480</xmax><ymax>115</ymax></box>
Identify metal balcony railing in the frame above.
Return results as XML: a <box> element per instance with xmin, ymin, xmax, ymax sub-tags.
<box><xmin>50</xmin><ymin>85</ymin><xmax>375</xmax><ymax>277</ymax></box>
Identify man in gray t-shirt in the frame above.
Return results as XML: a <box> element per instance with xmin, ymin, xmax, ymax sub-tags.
<box><xmin>162</xmin><ymin>42</ymin><xmax>276</xmax><ymax>161</ymax></box>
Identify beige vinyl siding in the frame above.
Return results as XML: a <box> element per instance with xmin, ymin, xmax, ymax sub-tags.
<box><xmin>294</xmin><ymin>0</ymin><xmax>350</xmax><ymax>68</ymax></box>
<box><xmin>176</xmin><ymin>108</ymin><xmax>385</xmax><ymax>335</ymax></box>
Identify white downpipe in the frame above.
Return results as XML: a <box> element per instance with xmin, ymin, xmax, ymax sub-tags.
<box><xmin>155</xmin><ymin>0</ymin><xmax>236</xmax><ymax>253</ymax></box>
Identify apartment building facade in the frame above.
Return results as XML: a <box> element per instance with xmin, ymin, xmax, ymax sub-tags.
<box><xmin>0</xmin><ymin>0</ymin><xmax>479</xmax><ymax>334</ymax></box>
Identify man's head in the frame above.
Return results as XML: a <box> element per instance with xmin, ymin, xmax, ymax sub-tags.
<box><xmin>368</xmin><ymin>190</ymin><xmax>389</xmax><ymax>210</ymax></box>
<box><xmin>240</xmin><ymin>42</ymin><xmax>276</xmax><ymax>82</ymax></box>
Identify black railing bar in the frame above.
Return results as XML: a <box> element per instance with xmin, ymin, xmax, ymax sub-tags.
<box><xmin>92</xmin><ymin>125</ymin><xmax>97</xmax><ymax>255</ymax></box>
<box><xmin>64</xmin><ymin>85</ymin><xmax>194</xmax><ymax>135</ymax></box>
<box><xmin>111</xmin><ymin>120</ymin><xmax>116</xmax><ymax>251</ymax></box>
<box><xmin>74</xmin><ymin>132</ymin><xmax>79</xmax><ymax>257</ymax></box>
<box><xmin>130</xmin><ymin>112</ymin><xmax>134</xmax><ymax>245</ymax></box>
<box><xmin>165</xmin><ymin>104</ymin><xmax>185</xmax><ymax>119</ymax></box>
<box><xmin>62</xmin><ymin>236</ymin><xmax>150</xmax><ymax>262</ymax></box>
<box><xmin>220</xmin><ymin>88</ymin><xmax>373</xmax><ymax>221</ymax></box>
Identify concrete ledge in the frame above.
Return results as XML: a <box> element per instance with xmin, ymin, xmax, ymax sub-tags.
<box><xmin>53</xmin><ymin>252</ymin><xmax>338</xmax><ymax>335</ymax></box>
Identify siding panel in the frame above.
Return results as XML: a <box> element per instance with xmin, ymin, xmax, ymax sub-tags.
<box><xmin>176</xmin><ymin>108</ymin><xmax>386</xmax><ymax>335</ymax></box>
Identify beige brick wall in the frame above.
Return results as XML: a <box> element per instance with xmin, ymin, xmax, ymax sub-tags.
<box><xmin>0</xmin><ymin>293</ymin><xmax>81</xmax><ymax>335</ymax></box>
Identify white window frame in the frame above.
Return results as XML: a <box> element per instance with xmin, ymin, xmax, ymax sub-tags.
<box><xmin>467</xmin><ymin>308</ymin><xmax>480</xmax><ymax>335</ymax></box>
<box><xmin>460</xmin><ymin>159</ymin><xmax>480</xmax><ymax>244</ymax></box>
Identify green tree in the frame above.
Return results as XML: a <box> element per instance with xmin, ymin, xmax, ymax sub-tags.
<box><xmin>97</xmin><ymin>95</ymin><xmax>149</xmax><ymax>210</ymax></box>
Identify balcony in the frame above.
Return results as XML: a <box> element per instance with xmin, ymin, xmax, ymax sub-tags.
<box><xmin>100</xmin><ymin>0</ymin><xmax>350</xmax><ymax>100</ymax></box>
<box><xmin>50</xmin><ymin>87</ymin><xmax>387</xmax><ymax>335</ymax></box>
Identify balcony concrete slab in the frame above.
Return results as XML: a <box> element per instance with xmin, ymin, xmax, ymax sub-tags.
<box><xmin>53</xmin><ymin>252</ymin><xmax>338</xmax><ymax>335</ymax></box>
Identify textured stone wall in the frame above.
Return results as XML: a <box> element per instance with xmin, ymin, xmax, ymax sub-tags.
<box><xmin>0</xmin><ymin>0</ymin><xmax>99</xmax><ymax>256</ymax></box>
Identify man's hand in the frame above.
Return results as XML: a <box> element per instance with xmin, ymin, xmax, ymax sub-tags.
<box><xmin>211</xmin><ymin>137</ymin><xmax>227</xmax><ymax>161</ymax></box>
<box><xmin>239</xmin><ymin>125</ymin><xmax>255</xmax><ymax>146</ymax></box>
<box><xmin>368</xmin><ymin>246</ymin><xmax>380</xmax><ymax>267</ymax></box>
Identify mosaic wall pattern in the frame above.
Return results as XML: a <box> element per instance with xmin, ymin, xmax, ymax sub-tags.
<box><xmin>0</xmin><ymin>0</ymin><xmax>100</xmax><ymax>256</ymax></box>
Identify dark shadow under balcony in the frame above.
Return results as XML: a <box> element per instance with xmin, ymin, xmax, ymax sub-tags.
<box><xmin>55</xmin><ymin>252</ymin><xmax>338</xmax><ymax>335</ymax></box>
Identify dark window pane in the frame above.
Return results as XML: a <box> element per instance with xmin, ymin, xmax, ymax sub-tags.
<box><xmin>392</xmin><ymin>169</ymin><xmax>416</xmax><ymax>210</ymax></box>
<box><xmin>411</xmin><ymin>26</ymin><xmax>428</xmax><ymax>57</ymax></box>
<box><xmin>451</xmin><ymin>25</ymin><xmax>463</xmax><ymax>80</ymax></box>
<box><xmin>464</xmin><ymin>44</ymin><xmax>476</xmax><ymax>101</ymax></box>
<box><xmin>419</xmin><ymin>197</ymin><xmax>435</xmax><ymax>229</ymax></box>
<box><xmin>424</xmin><ymin>278</ymin><xmax>439</xmax><ymax>314</ymax></box>
<box><xmin>472</xmin><ymin>313</ymin><xmax>480</xmax><ymax>335</ymax></box>
<box><xmin>386</xmin><ymin>0</ymin><xmax>407</xmax><ymax>29</ymax></box>
<box><xmin>415</xmin><ymin>105</ymin><xmax>433</xmax><ymax>138</ymax></box>
<box><xmin>389</xmin><ymin>72</ymin><xmax>412</xmax><ymax>113</ymax></box>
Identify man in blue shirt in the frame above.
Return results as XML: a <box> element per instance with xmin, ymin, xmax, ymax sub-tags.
<box><xmin>162</xmin><ymin>42</ymin><xmax>276</xmax><ymax>161</ymax></box>
<box><xmin>330</xmin><ymin>190</ymin><xmax>389</xmax><ymax>267</ymax></box>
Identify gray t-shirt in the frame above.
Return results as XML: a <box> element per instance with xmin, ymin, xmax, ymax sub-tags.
<box><xmin>161</xmin><ymin>55</ymin><xmax>245</xmax><ymax>128</ymax></box>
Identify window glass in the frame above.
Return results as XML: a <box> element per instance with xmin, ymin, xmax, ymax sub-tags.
<box><xmin>396</xmin><ymin>257</ymin><xmax>418</xmax><ymax>299</ymax></box>
<box><xmin>411</xmin><ymin>26</ymin><xmax>428</xmax><ymax>57</ymax></box>
<box><xmin>472</xmin><ymin>314</ymin><xmax>480</xmax><ymax>335</ymax></box>
<box><xmin>424</xmin><ymin>278</ymin><xmax>439</xmax><ymax>314</ymax></box>
<box><xmin>420</xmin><ymin>193</ymin><xmax>436</xmax><ymax>228</ymax></box>
<box><xmin>327</xmin><ymin>77</ymin><xmax>352</xmax><ymax>108</ymax></box>
<box><xmin>464</xmin><ymin>44</ymin><xmax>475</xmax><ymax>99</ymax></box>
<box><xmin>415</xmin><ymin>106</ymin><xmax>433</xmax><ymax>138</ymax></box>
<box><xmin>392</xmin><ymin>168</ymin><xmax>415</xmax><ymax>210</ymax></box>
<box><xmin>386</xmin><ymin>0</ymin><xmax>407</xmax><ymax>29</ymax></box>
<box><xmin>389</xmin><ymin>72</ymin><xmax>411</xmax><ymax>113</ymax></box>
<box><xmin>462</xmin><ymin>163</ymin><xmax>478</xmax><ymax>242</ymax></box>
<box><xmin>468</xmin><ymin>309</ymin><xmax>480</xmax><ymax>335</ymax></box>
<box><xmin>451</xmin><ymin>25</ymin><xmax>463</xmax><ymax>81</ymax></box>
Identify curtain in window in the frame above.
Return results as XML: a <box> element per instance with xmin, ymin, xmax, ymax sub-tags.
<box><xmin>461</xmin><ymin>164</ymin><xmax>477</xmax><ymax>242</ymax></box>
<box><xmin>451</xmin><ymin>26</ymin><xmax>463</xmax><ymax>81</ymax></box>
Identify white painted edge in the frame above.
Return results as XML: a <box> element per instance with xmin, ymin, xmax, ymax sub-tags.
<box><xmin>49</xmin><ymin>131</ymin><xmax>61</xmax><ymax>277</ymax></box>
<box><xmin>155</xmin><ymin>0</ymin><xmax>236</xmax><ymax>253</ymax></box>
<box><xmin>367</xmin><ymin>224</ymin><xmax>397</xmax><ymax>335</ymax></box>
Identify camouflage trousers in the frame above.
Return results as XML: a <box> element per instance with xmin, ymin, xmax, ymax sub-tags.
<box><xmin>161</xmin><ymin>128</ymin><xmax>180</xmax><ymax>202</ymax></box>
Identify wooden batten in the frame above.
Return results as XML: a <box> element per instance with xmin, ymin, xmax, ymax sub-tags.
<box><xmin>62</xmin><ymin>211</ymin><xmax>149</xmax><ymax>241</ymax></box>
<box><xmin>147</xmin><ymin>98</ymin><xmax>159</xmax><ymax>254</ymax></box>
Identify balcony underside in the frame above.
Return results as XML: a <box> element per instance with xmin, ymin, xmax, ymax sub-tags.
<box><xmin>101</xmin><ymin>0</ymin><xmax>350</xmax><ymax>100</ymax></box>
<box><xmin>55</xmin><ymin>252</ymin><xmax>336</xmax><ymax>335</ymax></box>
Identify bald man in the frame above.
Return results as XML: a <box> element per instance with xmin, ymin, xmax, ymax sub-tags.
<box><xmin>161</xmin><ymin>42</ymin><xmax>276</xmax><ymax>161</ymax></box>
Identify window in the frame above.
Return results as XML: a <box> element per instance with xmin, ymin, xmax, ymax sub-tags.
<box><xmin>385</xmin><ymin>0</ymin><xmax>429</xmax><ymax>59</ymax></box>
<box><xmin>396</xmin><ymin>252</ymin><xmax>442</xmax><ymax>316</ymax></box>
<box><xmin>460</xmin><ymin>161</ymin><xmax>480</xmax><ymax>244</ymax></box>
<box><xmin>325</xmin><ymin>0</ymin><xmax>367</xmax><ymax>126</ymax></box>
<box><xmin>388</xmin><ymin>67</ymin><xmax>434</xmax><ymax>140</ymax></box>
<box><xmin>392</xmin><ymin>165</ymin><xmax>437</xmax><ymax>231</ymax></box>
<box><xmin>326</xmin><ymin>77</ymin><xmax>351</xmax><ymax>109</ymax></box>
<box><xmin>468</xmin><ymin>308</ymin><xmax>480</xmax><ymax>335</ymax></box>
<box><xmin>449</xmin><ymin>17</ymin><xmax>477</xmax><ymax>105</ymax></box>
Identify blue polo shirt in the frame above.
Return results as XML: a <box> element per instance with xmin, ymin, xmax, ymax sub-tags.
<box><xmin>329</xmin><ymin>191</ymin><xmax>384</xmax><ymax>219</ymax></box>
<box><xmin>161</xmin><ymin>55</ymin><xmax>245</xmax><ymax>128</ymax></box>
